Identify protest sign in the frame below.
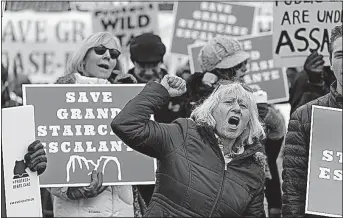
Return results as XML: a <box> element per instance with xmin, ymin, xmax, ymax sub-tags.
<box><xmin>23</xmin><ymin>84</ymin><xmax>156</xmax><ymax>187</ymax></box>
<box><xmin>188</xmin><ymin>33</ymin><xmax>289</xmax><ymax>103</ymax></box>
<box><xmin>1</xmin><ymin>11</ymin><xmax>92</xmax><ymax>83</ymax></box>
<box><xmin>93</xmin><ymin>2</ymin><xmax>159</xmax><ymax>49</ymax></box>
<box><xmin>1</xmin><ymin>106</ymin><xmax>42</xmax><ymax>217</ymax></box>
<box><xmin>306</xmin><ymin>106</ymin><xmax>342</xmax><ymax>217</ymax></box>
<box><xmin>187</xmin><ymin>43</ymin><xmax>204</xmax><ymax>74</ymax></box>
<box><xmin>171</xmin><ymin>2</ymin><xmax>257</xmax><ymax>56</ymax></box>
<box><xmin>273</xmin><ymin>1</ymin><xmax>342</xmax><ymax>67</ymax></box>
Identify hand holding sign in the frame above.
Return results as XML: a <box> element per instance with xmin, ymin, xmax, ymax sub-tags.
<box><xmin>67</xmin><ymin>170</ymin><xmax>107</xmax><ymax>200</ymax></box>
<box><xmin>24</xmin><ymin>140</ymin><xmax>47</xmax><ymax>176</ymax></box>
<box><xmin>304</xmin><ymin>51</ymin><xmax>325</xmax><ymax>84</ymax></box>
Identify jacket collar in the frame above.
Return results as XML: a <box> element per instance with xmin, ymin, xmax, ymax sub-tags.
<box><xmin>195</xmin><ymin>124</ymin><xmax>264</xmax><ymax>163</ymax></box>
<box><xmin>330</xmin><ymin>81</ymin><xmax>343</xmax><ymax>109</ymax></box>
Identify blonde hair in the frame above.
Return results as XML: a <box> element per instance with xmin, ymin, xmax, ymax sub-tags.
<box><xmin>65</xmin><ymin>32</ymin><xmax>122</xmax><ymax>76</ymax></box>
<box><xmin>191</xmin><ymin>82</ymin><xmax>265</xmax><ymax>146</ymax></box>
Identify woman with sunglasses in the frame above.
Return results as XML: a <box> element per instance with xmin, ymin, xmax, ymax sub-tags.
<box><xmin>47</xmin><ymin>32</ymin><xmax>143</xmax><ymax>217</ymax></box>
<box><xmin>186</xmin><ymin>36</ymin><xmax>286</xmax><ymax>217</ymax></box>
<box><xmin>111</xmin><ymin>74</ymin><xmax>267</xmax><ymax>217</ymax></box>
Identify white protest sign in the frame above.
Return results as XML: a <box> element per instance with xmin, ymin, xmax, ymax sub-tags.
<box><xmin>273</xmin><ymin>1</ymin><xmax>342</xmax><ymax>67</ymax></box>
<box><xmin>1</xmin><ymin>11</ymin><xmax>92</xmax><ymax>83</ymax></box>
<box><xmin>92</xmin><ymin>2</ymin><xmax>159</xmax><ymax>50</ymax></box>
<box><xmin>1</xmin><ymin>105</ymin><xmax>42</xmax><ymax>217</ymax></box>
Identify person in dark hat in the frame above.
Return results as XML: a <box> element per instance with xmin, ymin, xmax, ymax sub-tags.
<box><xmin>128</xmin><ymin>32</ymin><xmax>188</xmax><ymax>123</ymax></box>
<box><xmin>128</xmin><ymin>33</ymin><xmax>167</xmax><ymax>83</ymax></box>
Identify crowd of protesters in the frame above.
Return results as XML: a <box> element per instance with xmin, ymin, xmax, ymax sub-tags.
<box><xmin>1</xmin><ymin>22</ymin><xmax>342</xmax><ymax>217</ymax></box>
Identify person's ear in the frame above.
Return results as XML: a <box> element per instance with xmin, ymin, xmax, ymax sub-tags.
<box><xmin>330</xmin><ymin>55</ymin><xmax>333</xmax><ymax>71</ymax></box>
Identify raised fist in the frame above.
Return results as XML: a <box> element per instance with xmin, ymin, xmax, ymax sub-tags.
<box><xmin>160</xmin><ymin>75</ymin><xmax>187</xmax><ymax>97</ymax></box>
<box><xmin>304</xmin><ymin>51</ymin><xmax>325</xmax><ymax>83</ymax></box>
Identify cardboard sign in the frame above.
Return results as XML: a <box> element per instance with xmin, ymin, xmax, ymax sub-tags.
<box><xmin>23</xmin><ymin>84</ymin><xmax>156</xmax><ymax>187</ymax></box>
<box><xmin>1</xmin><ymin>106</ymin><xmax>42</xmax><ymax>217</ymax></box>
<box><xmin>273</xmin><ymin>1</ymin><xmax>342</xmax><ymax>67</ymax></box>
<box><xmin>1</xmin><ymin>11</ymin><xmax>93</xmax><ymax>83</ymax></box>
<box><xmin>171</xmin><ymin>2</ymin><xmax>257</xmax><ymax>56</ymax></box>
<box><xmin>306</xmin><ymin>106</ymin><xmax>342</xmax><ymax>217</ymax></box>
<box><xmin>187</xmin><ymin>33</ymin><xmax>289</xmax><ymax>103</ymax></box>
<box><xmin>93</xmin><ymin>2</ymin><xmax>159</xmax><ymax>49</ymax></box>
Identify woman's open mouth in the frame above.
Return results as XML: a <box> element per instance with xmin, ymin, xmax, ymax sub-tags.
<box><xmin>98</xmin><ymin>64</ymin><xmax>109</xmax><ymax>70</ymax></box>
<box><xmin>228</xmin><ymin>116</ymin><xmax>240</xmax><ymax>129</ymax></box>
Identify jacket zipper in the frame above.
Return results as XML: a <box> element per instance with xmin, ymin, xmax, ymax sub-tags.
<box><xmin>208</xmin><ymin>145</ymin><xmax>261</xmax><ymax>217</ymax></box>
<box><xmin>209</xmin><ymin>146</ymin><xmax>226</xmax><ymax>217</ymax></box>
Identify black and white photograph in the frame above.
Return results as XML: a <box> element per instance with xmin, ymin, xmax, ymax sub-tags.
<box><xmin>0</xmin><ymin>1</ymin><xmax>342</xmax><ymax>217</ymax></box>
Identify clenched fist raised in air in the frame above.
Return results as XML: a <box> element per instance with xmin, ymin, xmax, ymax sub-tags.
<box><xmin>160</xmin><ymin>75</ymin><xmax>187</xmax><ymax>97</ymax></box>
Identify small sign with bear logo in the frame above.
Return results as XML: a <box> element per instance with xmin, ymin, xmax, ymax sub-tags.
<box><xmin>1</xmin><ymin>105</ymin><xmax>42</xmax><ymax>217</ymax></box>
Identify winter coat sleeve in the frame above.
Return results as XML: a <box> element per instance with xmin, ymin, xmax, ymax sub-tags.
<box><xmin>263</xmin><ymin>106</ymin><xmax>286</xmax><ymax>140</ymax></box>
<box><xmin>111</xmin><ymin>81</ymin><xmax>186</xmax><ymax>159</ymax></box>
<box><xmin>282</xmin><ymin>109</ymin><xmax>309</xmax><ymax>217</ymax></box>
<box><xmin>243</xmin><ymin>187</ymin><xmax>266</xmax><ymax>218</ymax></box>
<box><xmin>289</xmin><ymin>70</ymin><xmax>329</xmax><ymax>114</ymax></box>
<box><xmin>47</xmin><ymin>187</ymin><xmax>70</xmax><ymax>201</ymax></box>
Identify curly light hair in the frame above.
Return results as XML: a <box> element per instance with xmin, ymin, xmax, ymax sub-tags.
<box><xmin>191</xmin><ymin>82</ymin><xmax>265</xmax><ymax>146</ymax></box>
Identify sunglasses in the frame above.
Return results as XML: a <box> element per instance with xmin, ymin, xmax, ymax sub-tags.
<box><xmin>212</xmin><ymin>79</ymin><xmax>254</xmax><ymax>93</ymax></box>
<box><xmin>93</xmin><ymin>46</ymin><xmax>121</xmax><ymax>59</ymax></box>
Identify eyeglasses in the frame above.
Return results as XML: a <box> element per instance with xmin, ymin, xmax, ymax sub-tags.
<box><xmin>93</xmin><ymin>46</ymin><xmax>121</xmax><ymax>59</ymax></box>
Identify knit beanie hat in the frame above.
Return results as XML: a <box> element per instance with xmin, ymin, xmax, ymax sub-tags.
<box><xmin>129</xmin><ymin>33</ymin><xmax>166</xmax><ymax>63</ymax></box>
<box><xmin>198</xmin><ymin>36</ymin><xmax>250</xmax><ymax>72</ymax></box>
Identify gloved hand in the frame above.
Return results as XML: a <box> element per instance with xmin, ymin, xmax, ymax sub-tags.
<box><xmin>114</xmin><ymin>73</ymin><xmax>137</xmax><ymax>84</ymax></box>
<box><xmin>24</xmin><ymin>140</ymin><xmax>47</xmax><ymax>175</ymax></box>
<box><xmin>257</xmin><ymin>103</ymin><xmax>269</xmax><ymax>120</ymax></box>
<box><xmin>108</xmin><ymin>70</ymin><xmax>137</xmax><ymax>84</ymax></box>
<box><xmin>303</xmin><ymin>51</ymin><xmax>325</xmax><ymax>84</ymax></box>
<box><xmin>67</xmin><ymin>170</ymin><xmax>107</xmax><ymax>200</ymax></box>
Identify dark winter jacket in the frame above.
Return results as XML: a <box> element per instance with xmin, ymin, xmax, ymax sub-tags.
<box><xmin>128</xmin><ymin>67</ymin><xmax>188</xmax><ymax>124</ymax></box>
<box><xmin>282</xmin><ymin>82</ymin><xmax>342</xmax><ymax>217</ymax></box>
<box><xmin>127</xmin><ymin>68</ymin><xmax>188</xmax><ymax>206</ymax></box>
<box><xmin>289</xmin><ymin>69</ymin><xmax>335</xmax><ymax>114</ymax></box>
<box><xmin>111</xmin><ymin>81</ymin><xmax>267</xmax><ymax>217</ymax></box>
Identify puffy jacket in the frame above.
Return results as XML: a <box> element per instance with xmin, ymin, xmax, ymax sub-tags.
<box><xmin>111</xmin><ymin>81</ymin><xmax>266</xmax><ymax>217</ymax></box>
<box><xmin>48</xmin><ymin>73</ymin><xmax>134</xmax><ymax>217</ymax></box>
<box><xmin>49</xmin><ymin>186</ymin><xmax>133</xmax><ymax>217</ymax></box>
<box><xmin>282</xmin><ymin>82</ymin><xmax>342</xmax><ymax>217</ymax></box>
<box><xmin>289</xmin><ymin>69</ymin><xmax>335</xmax><ymax>114</ymax></box>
